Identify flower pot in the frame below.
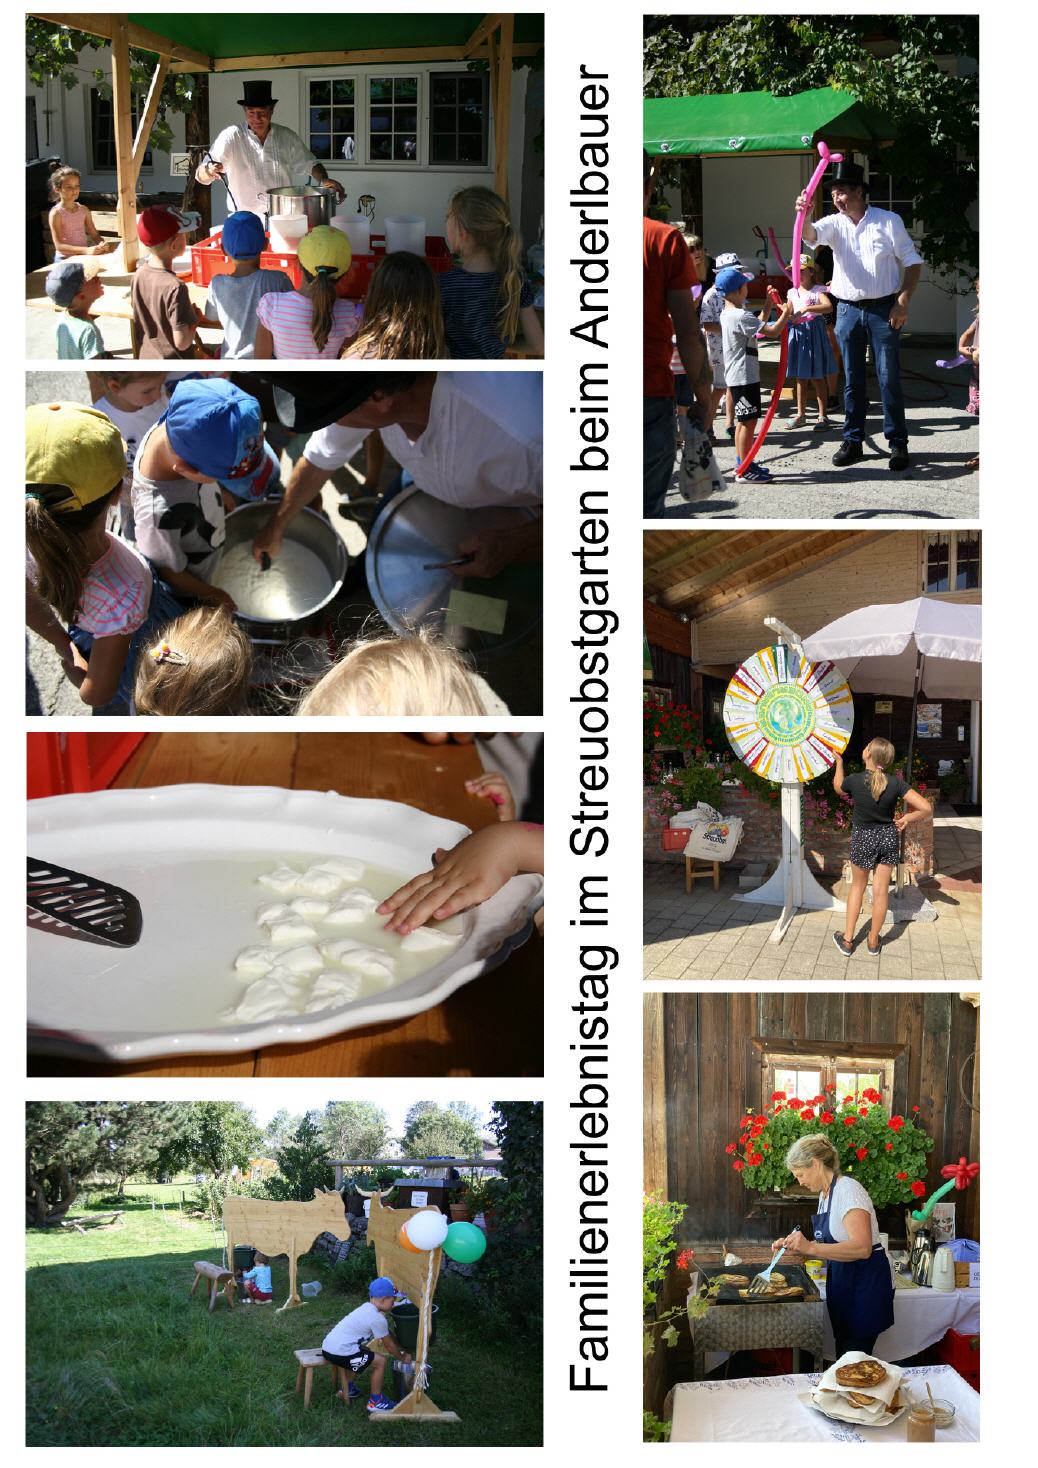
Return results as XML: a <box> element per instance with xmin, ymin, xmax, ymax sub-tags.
<box><xmin>449</xmin><ymin>1203</ymin><xmax>472</xmax><ymax>1223</ymax></box>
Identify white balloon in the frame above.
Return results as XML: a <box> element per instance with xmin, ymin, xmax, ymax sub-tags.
<box><xmin>405</xmin><ymin>1209</ymin><xmax>449</xmax><ymax>1251</ymax></box>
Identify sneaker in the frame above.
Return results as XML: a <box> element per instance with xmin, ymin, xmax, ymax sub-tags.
<box><xmin>832</xmin><ymin>442</ymin><xmax>864</xmax><ymax>467</ymax></box>
<box><xmin>888</xmin><ymin>446</ymin><xmax>910</xmax><ymax>471</ymax></box>
<box><xmin>866</xmin><ymin>938</ymin><xmax>881</xmax><ymax>957</ymax></box>
<box><xmin>367</xmin><ymin>1394</ymin><xmax>395</xmax><ymax>1412</ymax></box>
<box><xmin>738</xmin><ymin>461</ymin><xmax>773</xmax><ymax>483</ymax></box>
<box><xmin>832</xmin><ymin>933</ymin><xmax>854</xmax><ymax>957</ymax></box>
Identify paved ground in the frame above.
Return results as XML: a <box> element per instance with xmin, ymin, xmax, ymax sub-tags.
<box><xmin>659</xmin><ymin>343</ymin><xmax>979</xmax><ymax>520</ymax></box>
<box><xmin>643</xmin><ymin>811</ymin><xmax>982</xmax><ymax>983</ymax></box>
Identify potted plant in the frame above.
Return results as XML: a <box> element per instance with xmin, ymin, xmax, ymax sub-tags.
<box><xmin>723</xmin><ymin>1088</ymin><xmax>934</xmax><ymax>1208</ymax></box>
<box><xmin>467</xmin><ymin>1176</ymin><xmax>508</xmax><ymax>1231</ymax></box>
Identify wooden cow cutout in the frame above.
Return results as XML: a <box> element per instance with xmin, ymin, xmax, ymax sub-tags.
<box><xmin>223</xmin><ymin>1189</ymin><xmax>350</xmax><ymax>1312</ymax></box>
<box><xmin>362</xmin><ymin>1190</ymin><xmax>458</xmax><ymax>1422</ymax></box>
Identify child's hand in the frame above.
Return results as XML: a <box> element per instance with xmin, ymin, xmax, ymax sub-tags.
<box><xmin>378</xmin><ymin>824</ymin><xmax>528</xmax><ymax>933</ymax></box>
<box><xmin>464</xmin><ymin>772</ymin><xmax>516</xmax><ymax>822</ymax></box>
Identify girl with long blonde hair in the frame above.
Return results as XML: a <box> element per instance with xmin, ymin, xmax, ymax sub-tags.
<box><xmin>440</xmin><ymin>186</ymin><xmax>544</xmax><ymax>358</ymax></box>
<box><xmin>832</xmin><ymin>739</ymin><xmax>932</xmax><ymax>956</ymax></box>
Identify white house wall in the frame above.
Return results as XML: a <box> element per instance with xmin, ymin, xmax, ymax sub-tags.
<box><xmin>663</xmin><ymin>152</ymin><xmax>973</xmax><ymax>338</ymax></box>
<box><xmin>28</xmin><ymin>52</ymin><xmax>533</xmax><ymax>236</ymax></box>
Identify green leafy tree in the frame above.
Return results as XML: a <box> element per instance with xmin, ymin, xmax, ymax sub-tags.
<box><xmin>643</xmin><ymin>15</ymin><xmax>978</xmax><ymax>279</ymax></box>
<box><xmin>26</xmin><ymin>1103</ymin><xmax>103</xmax><ymax>1226</ymax></box>
<box><xmin>157</xmin><ymin>1102</ymin><xmax>261</xmax><ymax>1180</ymax></box>
<box><xmin>263</xmin><ymin>1109</ymin><xmax>304</xmax><ymax>1156</ymax></box>
<box><xmin>266</xmin><ymin>1113</ymin><xmax>335</xmax><ymax>1201</ymax></box>
<box><xmin>321</xmin><ymin>1101</ymin><xmax>392</xmax><ymax>1163</ymax></box>
<box><xmin>401</xmin><ymin>1103</ymin><xmax>486</xmax><ymax>1160</ymax></box>
<box><xmin>95</xmin><ymin>1102</ymin><xmax>192</xmax><ymax>1197</ymax></box>
<box><xmin>475</xmin><ymin>1103</ymin><xmax>543</xmax><ymax>1327</ymax></box>
<box><xmin>26</xmin><ymin>17</ymin><xmax>197</xmax><ymax>157</ymax></box>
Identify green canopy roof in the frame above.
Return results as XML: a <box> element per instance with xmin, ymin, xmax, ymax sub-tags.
<box><xmin>129</xmin><ymin>13</ymin><xmax>543</xmax><ymax>67</ymax></box>
<box><xmin>644</xmin><ymin>87</ymin><xmax>891</xmax><ymax>157</ymax></box>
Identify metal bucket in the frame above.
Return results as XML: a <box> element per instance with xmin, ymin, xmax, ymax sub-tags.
<box><xmin>268</xmin><ymin>185</ymin><xmax>335</xmax><ymax>230</ymax></box>
<box><xmin>221</xmin><ymin>503</ymin><xmax>348</xmax><ymax>643</ymax></box>
<box><xmin>392</xmin><ymin>1359</ymin><xmax>432</xmax><ymax>1398</ymax></box>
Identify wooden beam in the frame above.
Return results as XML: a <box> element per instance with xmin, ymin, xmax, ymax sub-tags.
<box><xmin>464</xmin><ymin>13</ymin><xmax>505</xmax><ymax>57</ymax></box>
<box><xmin>692</xmin><ymin>532</ymin><xmax>891</xmax><ymax>622</ymax></box>
<box><xmin>205</xmin><ymin>43</ymin><xmax>541</xmax><ymax>71</ymax></box>
<box><xmin>493</xmin><ymin>14</ymin><xmax>514</xmax><ymax>202</ymax></box>
<box><xmin>644</xmin><ymin>531</ymin><xmax>747</xmax><ymax>580</ymax></box>
<box><xmin>110</xmin><ymin>14</ymin><xmax>139</xmax><ymax>272</ymax></box>
<box><xmin>29</xmin><ymin>13</ymin><xmax>211</xmax><ymax>68</ymax></box>
<box><xmin>131</xmin><ymin>56</ymin><xmax>169</xmax><ymax>178</ymax></box>
<box><xmin>487</xmin><ymin>30</ymin><xmax>499</xmax><ymax>146</ymax></box>
<box><xmin>657</xmin><ymin>533</ymin><xmax>806</xmax><ymax>605</ymax></box>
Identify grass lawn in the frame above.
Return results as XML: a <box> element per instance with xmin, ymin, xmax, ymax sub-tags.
<box><xmin>27</xmin><ymin>1184</ymin><xmax>542</xmax><ymax>1446</ymax></box>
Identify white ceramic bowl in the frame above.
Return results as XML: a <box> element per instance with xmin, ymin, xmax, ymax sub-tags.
<box><xmin>28</xmin><ymin>784</ymin><xmax>542</xmax><ymax>1061</ymax></box>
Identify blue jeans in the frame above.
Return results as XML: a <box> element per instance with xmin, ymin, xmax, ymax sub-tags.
<box><xmin>644</xmin><ymin>397</ymin><xmax>677</xmax><ymax>518</ymax></box>
<box><xmin>834</xmin><ymin>297</ymin><xmax>907</xmax><ymax>448</ymax></box>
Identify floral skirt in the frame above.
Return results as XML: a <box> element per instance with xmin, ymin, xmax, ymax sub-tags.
<box><xmin>850</xmin><ymin>823</ymin><xmax>900</xmax><ymax>871</ymax></box>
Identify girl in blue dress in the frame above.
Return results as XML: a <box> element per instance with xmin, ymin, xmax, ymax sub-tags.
<box><xmin>785</xmin><ymin>256</ymin><xmax>837</xmax><ymax>431</ymax></box>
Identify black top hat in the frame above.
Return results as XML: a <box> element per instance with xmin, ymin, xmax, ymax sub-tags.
<box><xmin>238</xmin><ymin>80</ymin><xmax>278</xmax><ymax>108</ymax></box>
<box><xmin>255</xmin><ymin>374</ymin><xmax>386</xmax><ymax>431</ymax></box>
<box><xmin>829</xmin><ymin>159</ymin><xmax>867</xmax><ymax>190</ymax></box>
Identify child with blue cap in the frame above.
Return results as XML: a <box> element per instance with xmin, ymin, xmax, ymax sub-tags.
<box><xmin>131</xmin><ymin>377</ymin><xmax>280</xmax><ymax>609</ymax></box>
<box><xmin>202</xmin><ymin>211</ymin><xmax>292</xmax><ymax>360</ymax></box>
<box><xmin>717</xmin><ymin>264</ymin><xmax>791</xmax><ymax>483</ymax></box>
<box><xmin>322</xmin><ymin>1276</ymin><xmax>413</xmax><ymax>1411</ymax></box>
<box><xmin>46</xmin><ymin>258</ymin><xmax>106</xmax><ymax>359</ymax></box>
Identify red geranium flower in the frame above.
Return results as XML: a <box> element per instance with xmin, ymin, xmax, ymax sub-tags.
<box><xmin>842</xmin><ymin>1116</ymin><xmax>856</xmax><ymax>1126</ymax></box>
<box><xmin>910</xmin><ymin>1180</ymin><xmax>926</xmax><ymax>1198</ymax></box>
<box><xmin>676</xmin><ymin>1249</ymin><xmax>695</xmax><ymax>1271</ymax></box>
<box><xmin>725</xmin><ymin>1143</ymin><xmax>737</xmax><ymax>1155</ymax></box>
<box><xmin>800</xmin><ymin>1108</ymin><xmax>815</xmax><ymax>1121</ymax></box>
<box><xmin>788</xmin><ymin>1098</ymin><xmax>802</xmax><ymax>1108</ymax></box>
<box><xmin>733</xmin><ymin>1159</ymin><xmax>745</xmax><ymax>1172</ymax></box>
<box><xmin>896</xmin><ymin>1172</ymin><xmax>908</xmax><ymax>1181</ymax></box>
<box><xmin>820</xmin><ymin>1111</ymin><xmax>834</xmax><ymax>1124</ymax></box>
<box><xmin>754</xmin><ymin>1116</ymin><xmax>768</xmax><ymax>1127</ymax></box>
<box><xmin>750</xmin><ymin>1125</ymin><xmax>764</xmax><ymax>1139</ymax></box>
<box><xmin>762</xmin><ymin>1143</ymin><xmax>770</xmax><ymax>1151</ymax></box>
<box><xmin>888</xmin><ymin>1116</ymin><xmax>905</xmax><ymax>1132</ymax></box>
<box><xmin>859</xmin><ymin>1107</ymin><xmax>869</xmax><ymax>1116</ymax></box>
<box><xmin>747</xmin><ymin>1153</ymin><xmax>763</xmax><ymax>1166</ymax></box>
<box><xmin>771</xmin><ymin>1091</ymin><xmax>786</xmax><ymax>1101</ymax></box>
<box><xmin>885</xmin><ymin>1143</ymin><xmax>893</xmax><ymax>1151</ymax></box>
<box><xmin>826</xmin><ymin>1083</ymin><xmax>837</xmax><ymax>1091</ymax></box>
<box><xmin>842</xmin><ymin>1096</ymin><xmax>854</xmax><ymax>1105</ymax></box>
<box><xmin>856</xmin><ymin>1147</ymin><xmax>868</xmax><ymax>1161</ymax></box>
<box><xmin>739</xmin><ymin>1133</ymin><xmax>749</xmax><ymax>1146</ymax></box>
<box><xmin>912</xmin><ymin>1105</ymin><xmax>920</xmax><ymax>1112</ymax></box>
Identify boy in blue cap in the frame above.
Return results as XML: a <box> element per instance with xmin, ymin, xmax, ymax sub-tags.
<box><xmin>46</xmin><ymin>258</ymin><xmax>106</xmax><ymax>359</ymax></box>
<box><xmin>322</xmin><ymin>1276</ymin><xmax>413</xmax><ymax>1411</ymax></box>
<box><xmin>717</xmin><ymin>265</ymin><xmax>791</xmax><ymax>483</ymax></box>
<box><xmin>202</xmin><ymin>211</ymin><xmax>292</xmax><ymax>360</ymax></box>
<box><xmin>131</xmin><ymin>377</ymin><xmax>280</xmax><ymax>609</ymax></box>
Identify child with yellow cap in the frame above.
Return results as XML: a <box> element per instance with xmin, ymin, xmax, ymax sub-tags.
<box><xmin>254</xmin><ymin>226</ymin><xmax>360</xmax><ymax>359</ymax></box>
<box><xmin>24</xmin><ymin>403</ymin><xmax>183</xmax><ymax>710</ymax></box>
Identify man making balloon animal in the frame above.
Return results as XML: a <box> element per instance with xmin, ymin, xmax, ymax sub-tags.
<box><xmin>796</xmin><ymin>160</ymin><xmax>923</xmax><ymax>473</ymax></box>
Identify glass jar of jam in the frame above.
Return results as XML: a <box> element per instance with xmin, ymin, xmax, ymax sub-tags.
<box><xmin>906</xmin><ymin>1406</ymin><xmax>936</xmax><ymax>1442</ymax></box>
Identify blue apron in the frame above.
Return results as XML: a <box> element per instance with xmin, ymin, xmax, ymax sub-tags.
<box><xmin>69</xmin><ymin>562</ymin><xmax>185</xmax><ymax>707</ymax></box>
<box><xmin>812</xmin><ymin>1179</ymin><xmax>894</xmax><ymax>1353</ymax></box>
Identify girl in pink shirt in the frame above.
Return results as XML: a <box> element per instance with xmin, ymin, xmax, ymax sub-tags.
<box><xmin>253</xmin><ymin>225</ymin><xmax>359</xmax><ymax>359</ymax></box>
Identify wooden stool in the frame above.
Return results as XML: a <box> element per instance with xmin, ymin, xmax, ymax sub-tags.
<box><xmin>685</xmin><ymin>856</ymin><xmax>721</xmax><ymax>893</ymax></box>
<box><xmin>190</xmin><ymin>1260</ymin><xmax>236</xmax><ymax>1312</ymax></box>
<box><xmin>294</xmin><ymin>1347</ymin><xmax>341</xmax><ymax>1409</ymax></box>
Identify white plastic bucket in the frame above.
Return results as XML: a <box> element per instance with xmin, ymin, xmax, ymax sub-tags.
<box><xmin>384</xmin><ymin>214</ymin><xmax>426</xmax><ymax>255</ymax></box>
<box><xmin>333</xmin><ymin>215</ymin><xmax>371</xmax><ymax>255</ymax></box>
<box><xmin>268</xmin><ymin>215</ymin><xmax>307</xmax><ymax>254</ymax></box>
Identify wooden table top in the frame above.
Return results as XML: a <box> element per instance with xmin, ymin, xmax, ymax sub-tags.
<box><xmin>27</xmin><ymin>733</ymin><xmax>542</xmax><ymax>1080</ymax></box>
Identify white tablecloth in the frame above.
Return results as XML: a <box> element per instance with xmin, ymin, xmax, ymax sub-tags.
<box><xmin>818</xmin><ymin>1282</ymin><xmax>979</xmax><ymax>1361</ymax></box>
<box><xmin>670</xmin><ymin>1365</ymin><xmax>979</xmax><ymax>1442</ymax></box>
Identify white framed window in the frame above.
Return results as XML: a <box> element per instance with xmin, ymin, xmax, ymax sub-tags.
<box><xmin>430</xmin><ymin>72</ymin><xmax>489</xmax><ymax>166</ymax></box>
<box><xmin>307</xmin><ymin>77</ymin><xmax>357</xmax><ymax>163</ymax></box>
<box><xmin>923</xmin><ymin>531</ymin><xmax>981</xmax><ymax>594</ymax></box>
<box><xmin>368</xmin><ymin>75</ymin><xmax>419</xmax><ymax>162</ymax></box>
<box><xmin>756</xmin><ymin>1041</ymin><xmax>901</xmax><ymax>1113</ymax></box>
<box><xmin>90</xmin><ymin>88</ymin><xmax>151</xmax><ymax>171</ymax></box>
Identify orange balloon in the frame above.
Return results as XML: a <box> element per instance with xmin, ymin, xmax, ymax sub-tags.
<box><xmin>398</xmin><ymin>1224</ymin><xmax>422</xmax><ymax>1254</ymax></box>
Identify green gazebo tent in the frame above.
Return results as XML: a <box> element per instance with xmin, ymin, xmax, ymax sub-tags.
<box><xmin>643</xmin><ymin>86</ymin><xmax>891</xmax><ymax>158</ymax></box>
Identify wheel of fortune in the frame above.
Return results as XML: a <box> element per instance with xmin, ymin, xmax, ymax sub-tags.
<box><xmin>723</xmin><ymin>644</ymin><xmax>854</xmax><ymax>783</ymax></box>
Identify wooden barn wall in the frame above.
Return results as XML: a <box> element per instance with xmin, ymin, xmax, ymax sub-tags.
<box><xmin>655</xmin><ymin>993</ymin><xmax>979</xmax><ymax>1247</ymax></box>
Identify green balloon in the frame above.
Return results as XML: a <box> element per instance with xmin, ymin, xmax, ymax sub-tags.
<box><xmin>442</xmin><ymin>1222</ymin><xmax>487</xmax><ymax>1263</ymax></box>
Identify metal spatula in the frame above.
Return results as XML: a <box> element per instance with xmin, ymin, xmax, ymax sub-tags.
<box><xmin>748</xmin><ymin>1246</ymin><xmax>786</xmax><ymax>1295</ymax></box>
<box><xmin>27</xmin><ymin>857</ymin><xmax>143</xmax><ymax>948</ymax></box>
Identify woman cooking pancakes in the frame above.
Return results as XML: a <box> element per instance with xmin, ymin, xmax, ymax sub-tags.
<box><xmin>772</xmin><ymin>1134</ymin><xmax>894</xmax><ymax>1360</ymax></box>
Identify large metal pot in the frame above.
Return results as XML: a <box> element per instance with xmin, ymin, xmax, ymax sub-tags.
<box><xmin>267</xmin><ymin>184</ymin><xmax>335</xmax><ymax>230</ymax></box>
<box><xmin>221</xmin><ymin>503</ymin><xmax>348</xmax><ymax>643</ymax></box>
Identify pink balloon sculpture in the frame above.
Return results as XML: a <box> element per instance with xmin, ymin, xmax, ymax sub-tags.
<box><xmin>735</xmin><ymin>141</ymin><xmax>842</xmax><ymax>480</ymax></box>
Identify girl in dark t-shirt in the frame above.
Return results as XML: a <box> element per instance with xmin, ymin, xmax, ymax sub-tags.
<box><xmin>832</xmin><ymin>738</ymin><xmax>932</xmax><ymax>957</ymax></box>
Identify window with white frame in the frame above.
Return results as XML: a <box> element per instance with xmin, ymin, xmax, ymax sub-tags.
<box><xmin>90</xmin><ymin>88</ymin><xmax>151</xmax><ymax>171</ymax></box>
<box><xmin>760</xmin><ymin>1045</ymin><xmax>899</xmax><ymax>1112</ymax></box>
<box><xmin>308</xmin><ymin>78</ymin><xmax>356</xmax><ymax>162</ymax></box>
<box><xmin>430</xmin><ymin>72</ymin><xmax>489</xmax><ymax>165</ymax></box>
<box><xmin>368</xmin><ymin>76</ymin><xmax>418</xmax><ymax>161</ymax></box>
<box><xmin>923</xmin><ymin>530</ymin><xmax>981</xmax><ymax>594</ymax></box>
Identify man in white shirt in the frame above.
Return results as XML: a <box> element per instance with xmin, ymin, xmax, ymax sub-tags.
<box><xmin>195</xmin><ymin>79</ymin><xmax>345</xmax><ymax>221</ymax></box>
<box><xmin>254</xmin><ymin>372</ymin><xmax>542</xmax><ymax>578</ymax></box>
<box><xmin>797</xmin><ymin>160</ymin><xmax>923</xmax><ymax>472</ymax></box>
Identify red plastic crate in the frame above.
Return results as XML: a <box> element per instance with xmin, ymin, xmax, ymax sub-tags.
<box><xmin>934</xmin><ymin>1326</ymin><xmax>980</xmax><ymax>1389</ymax></box>
<box><xmin>27</xmin><ymin>733</ymin><xmax>147</xmax><ymax>800</ymax></box>
<box><xmin>190</xmin><ymin>232</ymin><xmax>452</xmax><ymax>301</ymax></box>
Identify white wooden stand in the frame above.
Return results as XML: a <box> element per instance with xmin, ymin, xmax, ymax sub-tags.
<box><xmin>733</xmin><ymin>781</ymin><xmax>844</xmax><ymax>943</ymax></box>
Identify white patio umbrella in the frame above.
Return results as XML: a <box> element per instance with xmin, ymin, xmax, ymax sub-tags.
<box><xmin>803</xmin><ymin>596</ymin><xmax>982</xmax><ymax>917</ymax></box>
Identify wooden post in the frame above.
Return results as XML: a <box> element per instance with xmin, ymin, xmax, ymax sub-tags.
<box><xmin>493</xmin><ymin>16</ymin><xmax>514</xmax><ymax>202</ymax></box>
<box><xmin>110</xmin><ymin>14</ymin><xmax>139</xmax><ymax>270</ymax></box>
<box><xmin>132</xmin><ymin>56</ymin><xmax>169</xmax><ymax>177</ymax></box>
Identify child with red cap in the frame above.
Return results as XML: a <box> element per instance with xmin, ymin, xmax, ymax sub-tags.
<box><xmin>130</xmin><ymin>206</ymin><xmax>208</xmax><ymax>359</ymax></box>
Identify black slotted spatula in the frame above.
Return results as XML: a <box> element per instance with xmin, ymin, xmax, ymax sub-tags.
<box><xmin>27</xmin><ymin>857</ymin><xmax>143</xmax><ymax>948</ymax></box>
